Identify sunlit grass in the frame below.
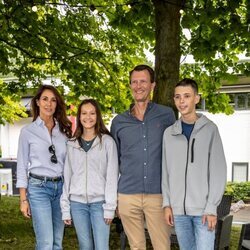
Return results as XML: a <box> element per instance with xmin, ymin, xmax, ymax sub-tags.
<box><xmin>0</xmin><ymin>196</ymin><xmax>242</xmax><ymax>249</ymax></box>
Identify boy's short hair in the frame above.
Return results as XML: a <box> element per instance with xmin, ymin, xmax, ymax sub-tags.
<box><xmin>175</xmin><ymin>78</ymin><xmax>198</xmax><ymax>94</ymax></box>
<box><xmin>129</xmin><ymin>65</ymin><xmax>155</xmax><ymax>83</ymax></box>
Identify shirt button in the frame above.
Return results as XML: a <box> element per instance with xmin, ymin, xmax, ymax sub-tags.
<box><xmin>144</xmin><ymin>176</ymin><xmax>147</xmax><ymax>179</ymax></box>
<box><xmin>142</xmin><ymin>122</ymin><xmax>145</xmax><ymax>125</ymax></box>
<box><xmin>144</xmin><ymin>162</ymin><xmax>147</xmax><ymax>165</ymax></box>
<box><xmin>143</xmin><ymin>135</ymin><xmax>146</xmax><ymax>138</ymax></box>
<box><xmin>144</xmin><ymin>148</ymin><xmax>146</xmax><ymax>151</ymax></box>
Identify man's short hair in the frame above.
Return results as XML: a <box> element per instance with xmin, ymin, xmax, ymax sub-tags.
<box><xmin>129</xmin><ymin>65</ymin><xmax>155</xmax><ymax>83</ymax></box>
<box><xmin>175</xmin><ymin>78</ymin><xmax>198</xmax><ymax>94</ymax></box>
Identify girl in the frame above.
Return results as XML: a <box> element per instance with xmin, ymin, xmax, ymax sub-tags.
<box><xmin>61</xmin><ymin>99</ymin><xmax>118</xmax><ymax>250</ymax></box>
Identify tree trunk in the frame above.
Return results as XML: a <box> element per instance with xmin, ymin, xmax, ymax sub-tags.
<box><xmin>152</xmin><ymin>0</ymin><xmax>182</xmax><ymax>115</ymax></box>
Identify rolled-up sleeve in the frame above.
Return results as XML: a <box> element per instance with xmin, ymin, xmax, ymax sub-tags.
<box><xmin>16</xmin><ymin>129</ymin><xmax>30</xmax><ymax>188</ymax></box>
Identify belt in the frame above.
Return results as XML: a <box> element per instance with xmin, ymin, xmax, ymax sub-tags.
<box><xmin>29</xmin><ymin>173</ymin><xmax>63</xmax><ymax>182</ymax></box>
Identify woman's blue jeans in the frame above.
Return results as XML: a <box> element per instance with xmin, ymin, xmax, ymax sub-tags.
<box><xmin>27</xmin><ymin>177</ymin><xmax>64</xmax><ymax>250</ymax></box>
<box><xmin>174</xmin><ymin>215</ymin><xmax>215</xmax><ymax>250</ymax></box>
<box><xmin>70</xmin><ymin>200</ymin><xmax>110</xmax><ymax>250</ymax></box>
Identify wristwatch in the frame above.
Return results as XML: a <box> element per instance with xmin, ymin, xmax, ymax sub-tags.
<box><xmin>20</xmin><ymin>199</ymin><xmax>29</xmax><ymax>204</ymax></box>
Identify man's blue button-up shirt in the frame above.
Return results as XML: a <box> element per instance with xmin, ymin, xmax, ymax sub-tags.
<box><xmin>111</xmin><ymin>102</ymin><xmax>175</xmax><ymax>194</ymax></box>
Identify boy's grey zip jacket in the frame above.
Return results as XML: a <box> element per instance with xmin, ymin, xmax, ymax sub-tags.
<box><xmin>162</xmin><ymin>114</ymin><xmax>227</xmax><ymax>216</ymax></box>
<box><xmin>60</xmin><ymin>134</ymin><xmax>119</xmax><ymax>220</ymax></box>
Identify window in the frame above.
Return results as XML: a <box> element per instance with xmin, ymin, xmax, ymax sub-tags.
<box><xmin>232</xmin><ymin>162</ymin><xmax>249</xmax><ymax>182</ymax></box>
<box><xmin>228</xmin><ymin>93</ymin><xmax>249</xmax><ymax>110</ymax></box>
<box><xmin>235</xmin><ymin>94</ymin><xmax>247</xmax><ymax>109</ymax></box>
<box><xmin>197</xmin><ymin>93</ymin><xmax>250</xmax><ymax>111</ymax></box>
<box><xmin>248</xmin><ymin>93</ymin><xmax>250</xmax><ymax>109</ymax></box>
<box><xmin>228</xmin><ymin>93</ymin><xmax>236</xmax><ymax>108</ymax></box>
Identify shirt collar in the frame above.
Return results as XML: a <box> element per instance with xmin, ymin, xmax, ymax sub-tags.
<box><xmin>35</xmin><ymin>116</ymin><xmax>58</xmax><ymax>128</ymax></box>
<box><xmin>128</xmin><ymin>101</ymin><xmax>154</xmax><ymax>116</ymax></box>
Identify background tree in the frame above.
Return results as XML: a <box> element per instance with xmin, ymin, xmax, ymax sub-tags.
<box><xmin>153</xmin><ymin>0</ymin><xmax>182</xmax><ymax>110</ymax></box>
<box><xmin>112</xmin><ymin>0</ymin><xmax>249</xmax><ymax>112</ymax></box>
<box><xmin>0</xmin><ymin>80</ymin><xmax>27</xmax><ymax>124</ymax></box>
<box><xmin>0</xmin><ymin>0</ymin><xmax>249</xmax><ymax>123</ymax></box>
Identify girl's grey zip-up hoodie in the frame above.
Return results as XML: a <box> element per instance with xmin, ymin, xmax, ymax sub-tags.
<box><xmin>162</xmin><ymin>114</ymin><xmax>227</xmax><ymax>216</ymax></box>
<box><xmin>60</xmin><ymin>134</ymin><xmax>119</xmax><ymax>220</ymax></box>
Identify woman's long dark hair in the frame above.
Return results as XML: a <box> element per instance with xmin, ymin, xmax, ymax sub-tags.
<box><xmin>31</xmin><ymin>85</ymin><xmax>72</xmax><ymax>138</ymax></box>
<box><xmin>73</xmin><ymin>99</ymin><xmax>111</xmax><ymax>142</ymax></box>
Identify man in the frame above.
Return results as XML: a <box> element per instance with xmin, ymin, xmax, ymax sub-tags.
<box><xmin>111</xmin><ymin>64</ymin><xmax>175</xmax><ymax>249</ymax></box>
<box><xmin>162</xmin><ymin>78</ymin><xmax>227</xmax><ymax>250</ymax></box>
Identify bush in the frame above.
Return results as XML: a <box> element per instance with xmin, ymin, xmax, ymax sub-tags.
<box><xmin>225</xmin><ymin>182</ymin><xmax>250</xmax><ymax>202</ymax></box>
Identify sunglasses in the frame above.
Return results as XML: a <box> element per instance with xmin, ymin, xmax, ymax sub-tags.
<box><xmin>48</xmin><ymin>145</ymin><xmax>58</xmax><ymax>164</ymax></box>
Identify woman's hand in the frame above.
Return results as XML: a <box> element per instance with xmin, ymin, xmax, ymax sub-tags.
<box><xmin>19</xmin><ymin>188</ymin><xmax>31</xmax><ymax>218</ymax></box>
<box><xmin>20</xmin><ymin>200</ymin><xmax>31</xmax><ymax>218</ymax></box>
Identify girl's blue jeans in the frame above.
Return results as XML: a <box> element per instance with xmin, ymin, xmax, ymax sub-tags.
<box><xmin>70</xmin><ymin>200</ymin><xmax>110</xmax><ymax>250</ymax></box>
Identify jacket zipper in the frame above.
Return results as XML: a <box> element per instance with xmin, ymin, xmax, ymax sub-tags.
<box><xmin>78</xmin><ymin>139</ymin><xmax>98</xmax><ymax>204</ymax></box>
<box><xmin>85</xmin><ymin>152</ymin><xmax>88</xmax><ymax>203</ymax></box>
<box><xmin>191</xmin><ymin>138</ymin><xmax>195</xmax><ymax>163</ymax></box>
<box><xmin>183</xmin><ymin>138</ymin><xmax>189</xmax><ymax>215</ymax></box>
<box><xmin>183</xmin><ymin>137</ymin><xmax>195</xmax><ymax>214</ymax></box>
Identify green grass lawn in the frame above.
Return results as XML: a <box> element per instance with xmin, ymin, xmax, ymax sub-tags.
<box><xmin>0</xmin><ymin>196</ymin><xmax>241</xmax><ymax>249</ymax></box>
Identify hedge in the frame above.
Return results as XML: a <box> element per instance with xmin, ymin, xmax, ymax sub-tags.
<box><xmin>225</xmin><ymin>182</ymin><xmax>250</xmax><ymax>202</ymax></box>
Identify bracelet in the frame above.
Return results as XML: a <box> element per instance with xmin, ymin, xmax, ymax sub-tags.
<box><xmin>20</xmin><ymin>199</ymin><xmax>28</xmax><ymax>204</ymax></box>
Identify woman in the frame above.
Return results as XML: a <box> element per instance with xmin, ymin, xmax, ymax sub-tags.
<box><xmin>16</xmin><ymin>85</ymin><xmax>72</xmax><ymax>250</ymax></box>
<box><xmin>60</xmin><ymin>99</ymin><xmax>118</xmax><ymax>250</ymax></box>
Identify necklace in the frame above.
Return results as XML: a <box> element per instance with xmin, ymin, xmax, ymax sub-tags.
<box><xmin>81</xmin><ymin>136</ymin><xmax>96</xmax><ymax>147</ymax></box>
<box><xmin>84</xmin><ymin>140</ymin><xmax>91</xmax><ymax>146</ymax></box>
<box><xmin>80</xmin><ymin>136</ymin><xmax>96</xmax><ymax>152</ymax></box>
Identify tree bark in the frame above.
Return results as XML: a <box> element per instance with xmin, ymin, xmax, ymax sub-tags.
<box><xmin>152</xmin><ymin>0</ymin><xmax>182</xmax><ymax>114</ymax></box>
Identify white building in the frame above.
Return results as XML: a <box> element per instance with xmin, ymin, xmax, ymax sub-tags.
<box><xmin>0</xmin><ymin>117</ymin><xmax>32</xmax><ymax>159</ymax></box>
<box><xmin>201</xmin><ymin>110</ymin><xmax>250</xmax><ymax>182</ymax></box>
<box><xmin>0</xmin><ymin>77</ymin><xmax>250</xmax><ymax>182</ymax></box>
<box><xmin>199</xmin><ymin>76</ymin><xmax>250</xmax><ymax>182</ymax></box>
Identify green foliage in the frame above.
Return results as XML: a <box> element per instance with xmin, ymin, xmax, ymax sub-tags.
<box><xmin>180</xmin><ymin>0</ymin><xmax>249</xmax><ymax>113</ymax></box>
<box><xmin>0</xmin><ymin>80</ymin><xmax>28</xmax><ymax>124</ymax></box>
<box><xmin>0</xmin><ymin>0</ymin><xmax>249</xmax><ymax>123</ymax></box>
<box><xmin>225</xmin><ymin>182</ymin><xmax>250</xmax><ymax>202</ymax></box>
<box><xmin>0</xmin><ymin>0</ymin><xmax>150</xmax><ymax>117</ymax></box>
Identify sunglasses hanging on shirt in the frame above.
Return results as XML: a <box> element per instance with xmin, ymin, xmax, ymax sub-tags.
<box><xmin>48</xmin><ymin>144</ymin><xmax>58</xmax><ymax>164</ymax></box>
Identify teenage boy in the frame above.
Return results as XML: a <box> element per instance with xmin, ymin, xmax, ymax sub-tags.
<box><xmin>162</xmin><ymin>78</ymin><xmax>227</xmax><ymax>250</ymax></box>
